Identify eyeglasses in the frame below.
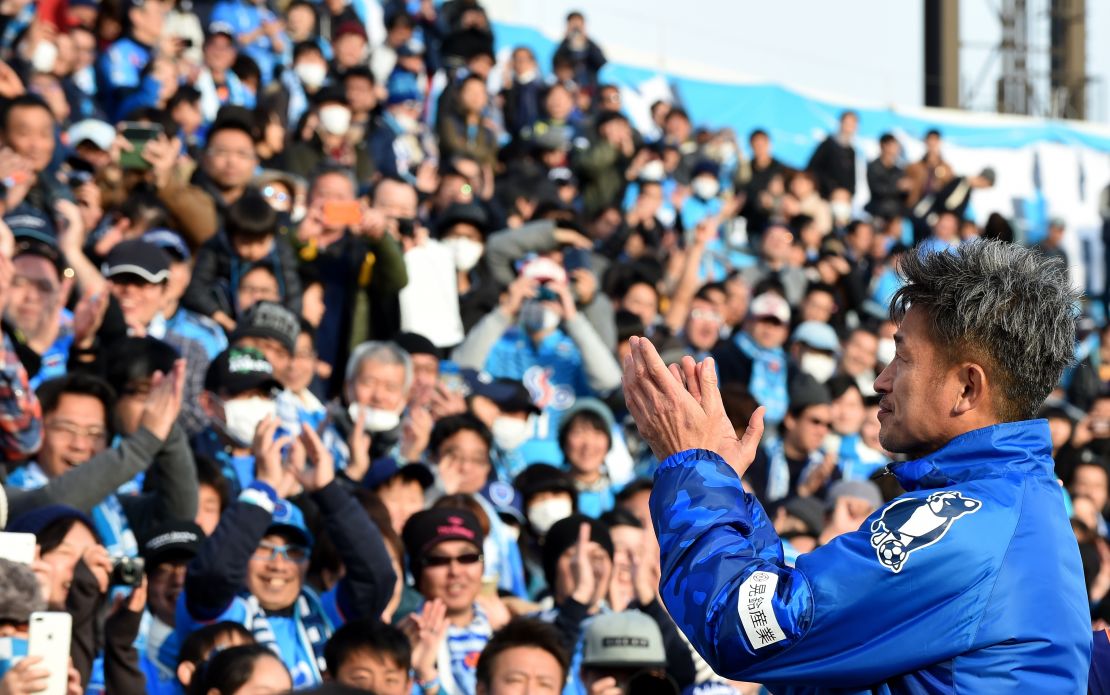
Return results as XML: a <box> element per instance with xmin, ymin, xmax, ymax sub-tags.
<box><xmin>424</xmin><ymin>553</ymin><xmax>483</xmax><ymax>568</ymax></box>
<box><xmin>252</xmin><ymin>541</ymin><xmax>309</xmax><ymax>564</ymax></box>
<box><xmin>804</xmin><ymin>417</ymin><xmax>832</xmax><ymax>428</ymax></box>
<box><xmin>46</xmin><ymin>420</ymin><xmax>108</xmax><ymax>445</ymax></box>
<box><xmin>262</xmin><ymin>185</ymin><xmax>291</xmax><ymax>204</ymax></box>
<box><xmin>11</xmin><ymin>275</ymin><xmax>58</xmax><ymax>296</ymax></box>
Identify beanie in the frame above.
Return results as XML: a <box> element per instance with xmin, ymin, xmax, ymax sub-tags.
<box><xmin>541</xmin><ymin>514</ymin><xmax>614</xmax><ymax>591</ymax></box>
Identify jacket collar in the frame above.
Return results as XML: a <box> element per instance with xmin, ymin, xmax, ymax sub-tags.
<box><xmin>890</xmin><ymin>419</ymin><xmax>1054</xmax><ymax>492</ymax></box>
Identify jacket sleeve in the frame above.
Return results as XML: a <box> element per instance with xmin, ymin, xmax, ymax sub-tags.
<box><xmin>122</xmin><ymin>424</ymin><xmax>198</xmax><ymax>542</ymax></box>
<box><xmin>184</xmin><ymin>482</ymin><xmax>275</xmax><ymax>621</ymax></box>
<box><xmin>65</xmin><ymin>560</ymin><xmax>103</xmax><ymax>690</ymax></box>
<box><xmin>368</xmin><ymin>234</ymin><xmax>409</xmax><ymax>294</ymax></box>
<box><xmin>651</xmin><ymin>449</ymin><xmax>991</xmax><ymax>688</ymax></box>
<box><xmin>312</xmin><ymin>481</ymin><xmax>397</xmax><ymax>621</ymax></box>
<box><xmin>4</xmin><ymin>428</ymin><xmax>164</xmax><ymax>519</ymax></box>
<box><xmin>276</xmin><ymin>238</ymin><xmax>304</xmax><ymax>313</ymax></box>
<box><xmin>157</xmin><ymin>178</ymin><xmax>218</xmax><ymax>249</ymax></box>
<box><xmin>181</xmin><ymin>242</ymin><xmax>224</xmax><ymax>317</ymax></box>
<box><xmin>103</xmin><ymin>602</ymin><xmax>147</xmax><ymax>694</ymax></box>
<box><xmin>451</xmin><ymin>308</ymin><xmax>510</xmax><ymax>370</ymax></box>
<box><xmin>482</xmin><ymin>220</ymin><xmax>557</xmax><ymax>289</ymax></box>
<box><xmin>562</xmin><ymin>314</ymin><xmax>621</xmax><ymax>394</ymax></box>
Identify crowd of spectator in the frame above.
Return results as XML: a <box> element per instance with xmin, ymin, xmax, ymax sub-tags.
<box><xmin>0</xmin><ymin>0</ymin><xmax>1104</xmax><ymax>693</ymax></box>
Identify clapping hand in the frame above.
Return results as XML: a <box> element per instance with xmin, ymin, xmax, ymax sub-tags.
<box><xmin>138</xmin><ymin>359</ymin><xmax>187</xmax><ymax>441</ymax></box>
<box><xmin>399</xmin><ymin>598</ymin><xmax>448</xmax><ymax>686</ymax></box>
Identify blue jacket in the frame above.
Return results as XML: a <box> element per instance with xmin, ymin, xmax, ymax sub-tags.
<box><xmin>651</xmin><ymin>420</ymin><xmax>1091</xmax><ymax>693</ymax></box>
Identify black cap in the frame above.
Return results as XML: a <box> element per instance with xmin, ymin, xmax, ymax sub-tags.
<box><xmin>392</xmin><ymin>332</ymin><xmax>438</xmax><ymax>359</ymax></box>
<box><xmin>12</xmin><ymin>228</ymin><xmax>66</xmax><ymax>277</ymax></box>
<box><xmin>542</xmin><ymin>514</ymin><xmax>614</xmax><ymax>590</ymax></box>
<box><xmin>231</xmin><ymin>301</ymin><xmax>300</xmax><ymax>354</ymax></box>
<box><xmin>402</xmin><ymin>507</ymin><xmax>484</xmax><ymax>575</ymax></box>
<box><xmin>435</xmin><ymin>202</ymin><xmax>489</xmax><ymax>239</ymax></box>
<box><xmin>781</xmin><ymin>496</ymin><xmax>825</xmax><ymax>537</ymax></box>
<box><xmin>204</xmin><ymin>346</ymin><xmax>282</xmax><ymax>396</ymax></box>
<box><xmin>466</xmin><ymin>373</ymin><xmax>540</xmax><ymax>415</ymax></box>
<box><xmin>142</xmin><ymin>520</ymin><xmax>203</xmax><ymax>568</ymax></box>
<box><xmin>789</xmin><ymin>375</ymin><xmax>831</xmax><ymax>411</ymax></box>
<box><xmin>362</xmin><ymin>457</ymin><xmax>435</xmax><ymax>491</ymax></box>
<box><xmin>102</xmin><ymin>239</ymin><xmax>170</xmax><ymax>284</ymax></box>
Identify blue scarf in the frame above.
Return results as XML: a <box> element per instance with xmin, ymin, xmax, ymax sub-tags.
<box><xmin>8</xmin><ymin>463</ymin><xmax>139</xmax><ymax>557</ymax></box>
<box><xmin>734</xmin><ymin>332</ymin><xmax>789</xmax><ymax>424</ymax></box>
<box><xmin>246</xmin><ymin>588</ymin><xmax>333</xmax><ymax>688</ymax></box>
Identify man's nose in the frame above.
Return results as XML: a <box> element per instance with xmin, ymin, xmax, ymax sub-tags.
<box><xmin>873</xmin><ymin>363</ymin><xmax>892</xmax><ymax>394</ymax></box>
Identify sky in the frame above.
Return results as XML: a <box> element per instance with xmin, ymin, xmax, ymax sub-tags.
<box><xmin>484</xmin><ymin>0</ymin><xmax>1110</xmax><ymax>124</ymax></box>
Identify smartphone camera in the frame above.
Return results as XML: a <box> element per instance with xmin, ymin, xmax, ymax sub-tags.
<box><xmin>110</xmin><ymin>556</ymin><xmax>145</xmax><ymax>587</ymax></box>
<box><xmin>396</xmin><ymin>217</ymin><xmax>415</xmax><ymax>238</ymax></box>
<box><xmin>535</xmin><ymin>284</ymin><xmax>559</xmax><ymax>303</ymax></box>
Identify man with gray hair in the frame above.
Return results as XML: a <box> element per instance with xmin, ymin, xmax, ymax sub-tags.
<box><xmin>323</xmin><ymin>340</ymin><xmax>414</xmax><ymax>480</ymax></box>
<box><xmin>623</xmin><ymin>240</ymin><xmax>1091</xmax><ymax>691</ymax></box>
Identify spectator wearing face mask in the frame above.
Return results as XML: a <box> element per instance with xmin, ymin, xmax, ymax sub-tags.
<box><xmin>467</xmin><ymin>375</ymin><xmax>541</xmax><ymax>480</ymax></box>
<box><xmin>453</xmin><ymin>266</ymin><xmax>621</xmax><ymax>466</ymax></box>
<box><xmin>514</xmin><ymin>463</ymin><xmax>577</xmax><ymax>595</ymax></box>
<box><xmin>789</xmin><ymin>321</ymin><xmax>840</xmax><ymax>385</ymax></box>
<box><xmin>323</xmin><ymin>341</ymin><xmax>411</xmax><ymax>479</ymax></box>
<box><xmin>270</xmin><ymin>41</ymin><xmax>331</xmax><ymax>128</ymax></box>
<box><xmin>370</xmin><ymin>71</ymin><xmax>431</xmax><ymax>184</ymax></box>
<box><xmin>194</xmin><ymin>346</ymin><xmax>283</xmax><ymax>493</ymax></box>
<box><xmin>287</xmin><ymin>87</ymin><xmax>375</xmax><ymax>183</ymax></box>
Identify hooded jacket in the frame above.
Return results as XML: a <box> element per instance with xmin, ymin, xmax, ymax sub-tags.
<box><xmin>650</xmin><ymin>420</ymin><xmax>1090</xmax><ymax>693</ymax></box>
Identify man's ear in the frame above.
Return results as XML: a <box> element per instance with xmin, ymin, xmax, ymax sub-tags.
<box><xmin>177</xmin><ymin>661</ymin><xmax>195</xmax><ymax>687</ymax></box>
<box><xmin>953</xmin><ymin>362</ymin><xmax>990</xmax><ymax>416</ymax></box>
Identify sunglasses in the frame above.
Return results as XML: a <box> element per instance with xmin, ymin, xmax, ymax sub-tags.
<box><xmin>252</xmin><ymin>541</ymin><xmax>309</xmax><ymax>564</ymax></box>
<box><xmin>424</xmin><ymin>553</ymin><xmax>483</xmax><ymax>568</ymax></box>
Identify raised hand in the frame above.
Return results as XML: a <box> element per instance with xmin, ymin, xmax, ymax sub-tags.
<box><xmin>252</xmin><ymin>416</ymin><xmax>294</xmax><ymax>495</ymax></box>
<box><xmin>296</xmin><ymin>424</ymin><xmax>335</xmax><ymax>492</ymax></box>
<box><xmin>666</xmin><ymin>354</ymin><xmax>766</xmax><ymax>479</ymax></box>
<box><xmin>568</xmin><ymin>522</ymin><xmax>597</xmax><ymax>606</ymax></box>
<box><xmin>400</xmin><ymin>598</ymin><xmax>448</xmax><ymax>685</ymax></box>
<box><xmin>400</xmin><ymin>406</ymin><xmax>433</xmax><ymax>462</ymax></box>
<box><xmin>632</xmin><ymin>522</ymin><xmax>661</xmax><ymax>606</ymax></box>
<box><xmin>346</xmin><ymin>407</ymin><xmax>371</xmax><ymax>482</ymax></box>
<box><xmin>0</xmin><ymin>656</ymin><xmax>50</xmax><ymax>695</ymax></box>
<box><xmin>138</xmin><ymin>359</ymin><xmax>186</xmax><ymax>441</ymax></box>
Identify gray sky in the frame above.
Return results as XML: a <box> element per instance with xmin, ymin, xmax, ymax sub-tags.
<box><xmin>487</xmin><ymin>0</ymin><xmax>1110</xmax><ymax>123</ymax></box>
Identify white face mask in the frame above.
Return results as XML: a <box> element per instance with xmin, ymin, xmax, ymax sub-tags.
<box><xmin>222</xmin><ymin>396</ymin><xmax>277</xmax><ymax>447</ymax></box>
<box><xmin>348</xmin><ymin>402</ymin><xmax>402</xmax><ymax>433</ymax></box>
<box><xmin>640</xmin><ymin>160</ymin><xmax>665</xmax><ymax>182</ymax></box>
<box><xmin>519</xmin><ymin>301</ymin><xmax>560</xmax><ymax>334</ymax></box>
<box><xmin>800</xmin><ymin>352</ymin><xmax>837</xmax><ymax>384</ymax></box>
<box><xmin>32</xmin><ymin>40</ymin><xmax>58</xmax><ymax>74</ymax></box>
<box><xmin>393</xmin><ymin>113</ymin><xmax>419</xmax><ymax>133</ymax></box>
<box><xmin>692</xmin><ymin>176</ymin><xmax>720</xmax><ymax>200</ymax></box>
<box><xmin>294</xmin><ymin>62</ymin><xmax>328</xmax><ymax>90</ymax></box>
<box><xmin>491</xmin><ymin>415</ymin><xmax>532</xmax><ymax>451</ymax></box>
<box><xmin>878</xmin><ymin>337</ymin><xmax>896</xmax><ymax>366</ymax></box>
<box><xmin>442</xmin><ymin>237</ymin><xmax>485</xmax><ymax>272</ymax></box>
<box><xmin>527</xmin><ymin>497</ymin><xmax>573</xmax><ymax>535</ymax></box>
<box><xmin>318</xmin><ymin>105</ymin><xmax>352</xmax><ymax>136</ymax></box>
<box><xmin>831</xmin><ymin>201</ymin><xmax>853</xmax><ymax>225</ymax></box>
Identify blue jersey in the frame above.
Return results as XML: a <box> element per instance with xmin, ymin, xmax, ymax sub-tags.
<box><xmin>651</xmin><ymin>420</ymin><xmax>1090</xmax><ymax>693</ymax></box>
<box><xmin>96</xmin><ymin>37</ymin><xmax>155</xmax><ymax>120</ymax></box>
<box><xmin>210</xmin><ymin>0</ymin><xmax>287</xmax><ymax>84</ymax></box>
<box><xmin>483</xmin><ymin>327</ymin><xmax>593</xmax><ymax>465</ymax></box>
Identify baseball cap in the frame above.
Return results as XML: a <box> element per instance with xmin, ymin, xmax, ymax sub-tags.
<box><xmin>231</xmin><ymin>301</ymin><xmax>300</xmax><ymax>355</ymax></box>
<box><xmin>791</xmin><ymin>321</ymin><xmax>841</xmax><ymax>353</ymax></box>
<box><xmin>581</xmin><ymin>611</ymin><xmax>666</xmax><ymax>669</ymax></box>
<box><xmin>402</xmin><ymin>508</ymin><xmax>484</xmax><ymax>572</ymax></box>
<box><xmin>362</xmin><ymin>457</ymin><xmax>435</xmax><ymax>491</ymax></box>
<box><xmin>143</xmin><ymin>228</ymin><xmax>190</xmax><ymax>262</ymax></box>
<box><xmin>204</xmin><ymin>346</ymin><xmax>282</xmax><ymax>396</ymax></box>
<box><xmin>467</xmin><ymin>375</ymin><xmax>539</xmax><ymax>415</ymax></box>
<box><xmin>12</xmin><ymin>228</ymin><xmax>66</xmax><ymax>276</ymax></box>
<box><xmin>788</xmin><ymin>375</ymin><xmax>831</xmax><ymax>411</ymax></box>
<box><xmin>142</xmin><ymin>520</ymin><xmax>203</xmax><ymax>568</ymax></box>
<box><xmin>270</xmin><ymin>499</ymin><xmax>313</xmax><ymax>548</ymax></box>
<box><xmin>385</xmin><ymin>70</ymin><xmax>422</xmax><ymax>105</ymax></box>
<box><xmin>67</xmin><ymin>119</ymin><xmax>116</xmax><ymax>151</ymax></box>
<box><xmin>435</xmin><ymin>202</ymin><xmax>489</xmax><ymax>239</ymax></box>
<box><xmin>781</xmin><ymin>496</ymin><xmax>825</xmax><ymax>537</ymax></box>
<box><xmin>102</xmin><ymin>239</ymin><xmax>170</xmax><ymax>284</ymax></box>
<box><xmin>392</xmin><ymin>332</ymin><xmax>438</xmax><ymax>359</ymax></box>
<box><xmin>206</xmin><ymin>21</ymin><xmax>235</xmax><ymax>39</ymax></box>
<box><xmin>749</xmin><ymin>292</ymin><xmax>791</xmax><ymax>324</ymax></box>
<box><xmin>5</xmin><ymin>209</ymin><xmax>54</xmax><ymax>242</ymax></box>
<box><xmin>826</xmin><ymin>480</ymin><xmax>883</xmax><ymax>512</ymax></box>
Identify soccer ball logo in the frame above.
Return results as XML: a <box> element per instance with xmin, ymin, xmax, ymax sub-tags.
<box><xmin>877</xmin><ymin>539</ymin><xmax>907</xmax><ymax>571</ymax></box>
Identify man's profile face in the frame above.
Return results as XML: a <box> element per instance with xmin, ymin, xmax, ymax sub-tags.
<box><xmin>874</xmin><ymin>306</ymin><xmax>958</xmax><ymax>457</ymax></box>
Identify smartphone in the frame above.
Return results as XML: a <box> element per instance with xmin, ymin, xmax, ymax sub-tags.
<box><xmin>0</xmin><ymin>532</ymin><xmax>36</xmax><ymax>565</ymax></box>
<box><xmin>563</xmin><ymin>248</ymin><xmax>591</xmax><ymax>273</ymax></box>
<box><xmin>28</xmin><ymin>612</ymin><xmax>72</xmax><ymax>695</ymax></box>
<box><xmin>322</xmin><ymin>201</ymin><xmax>362</xmax><ymax>227</ymax></box>
<box><xmin>118</xmin><ymin>121</ymin><xmax>164</xmax><ymax>170</ymax></box>
<box><xmin>535</xmin><ymin>284</ymin><xmax>559</xmax><ymax>303</ymax></box>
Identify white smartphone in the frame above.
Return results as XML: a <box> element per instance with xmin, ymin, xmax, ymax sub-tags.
<box><xmin>28</xmin><ymin>612</ymin><xmax>71</xmax><ymax>695</ymax></box>
<box><xmin>0</xmin><ymin>532</ymin><xmax>36</xmax><ymax>565</ymax></box>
